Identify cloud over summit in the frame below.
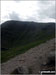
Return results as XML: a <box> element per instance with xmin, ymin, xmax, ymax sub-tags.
<box><xmin>1</xmin><ymin>0</ymin><xmax>55</xmax><ymax>23</ymax></box>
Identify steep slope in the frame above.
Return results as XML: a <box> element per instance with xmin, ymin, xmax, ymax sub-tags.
<box><xmin>1</xmin><ymin>20</ymin><xmax>55</xmax><ymax>49</ymax></box>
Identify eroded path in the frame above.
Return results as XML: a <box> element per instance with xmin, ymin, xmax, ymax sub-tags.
<box><xmin>1</xmin><ymin>38</ymin><xmax>55</xmax><ymax>74</ymax></box>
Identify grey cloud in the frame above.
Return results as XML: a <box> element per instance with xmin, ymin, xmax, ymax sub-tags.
<box><xmin>37</xmin><ymin>0</ymin><xmax>55</xmax><ymax>19</ymax></box>
<box><xmin>26</xmin><ymin>17</ymin><xmax>38</xmax><ymax>22</ymax></box>
<box><xmin>9</xmin><ymin>0</ymin><xmax>55</xmax><ymax>22</ymax></box>
<box><xmin>28</xmin><ymin>1</ymin><xmax>55</xmax><ymax>22</ymax></box>
<box><xmin>13</xmin><ymin>0</ymin><xmax>21</xmax><ymax>2</ymax></box>
<box><xmin>9</xmin><ymin>12</ymin><xmax>20</xmax><ymax>21</ymax></box>
<box><xmin>27</xmin><ymin>0</ymin><xmax>55</xmax><ymax>22</ymax></box>
<box><xmin>47</xmin><ymin>5</ymin><xmax>55</xmax><ymax>19</ymax></box>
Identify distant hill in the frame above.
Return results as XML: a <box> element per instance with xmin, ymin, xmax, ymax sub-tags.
<box><xmin>1</xmin><ymin>20</ymin><xmax>55</xmax><ymax>50</ymax></box>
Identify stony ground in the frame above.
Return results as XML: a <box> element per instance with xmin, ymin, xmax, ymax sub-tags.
<box><xmin>1</xmin><ymin>38</ymin><xmax>55</xmax><ymax>74</ymax></box>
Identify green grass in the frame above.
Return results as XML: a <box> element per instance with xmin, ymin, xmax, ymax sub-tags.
<box><xmin>1</xmin><ymin>35</ymin><xmax>54</xmax><ymax>63</ymax></box>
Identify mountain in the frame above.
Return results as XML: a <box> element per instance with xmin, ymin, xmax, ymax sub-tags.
<box><xmin>1</xmin><ymin>20</ymin><xmax>55</xmax><ymax>50</ymax></box>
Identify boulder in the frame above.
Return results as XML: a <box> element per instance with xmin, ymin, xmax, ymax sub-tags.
<box><xmin>12</xmin><ymin>66</ymin><xmax>29</xmax><ymax>74</ymax></box>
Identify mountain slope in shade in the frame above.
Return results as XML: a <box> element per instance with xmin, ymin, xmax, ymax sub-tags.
<box><xmin>1</xmin><ymin>20</ymin><xmax>55</xmax><ymax>50</ymax></box>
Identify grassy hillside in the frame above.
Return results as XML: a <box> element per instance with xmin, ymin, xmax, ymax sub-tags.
<box><xmin>1</xmin><ymin>20</ymin><xmax>55</xmax><ymax>63</ymax></box>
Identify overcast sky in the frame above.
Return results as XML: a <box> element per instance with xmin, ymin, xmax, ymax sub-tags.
<box><xmin>1</xmin><ymin>0</ymin><xmax>55</xmax><ymax>23</ymax></box>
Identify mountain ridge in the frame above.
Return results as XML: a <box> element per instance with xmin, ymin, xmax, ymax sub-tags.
<box><xmin>1</xmin><ymin>20</ymin><xmax>55</xmax><ymax>49</ymax></box>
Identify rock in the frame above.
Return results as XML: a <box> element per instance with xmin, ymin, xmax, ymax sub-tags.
<box><xmin>18</xmin><ymin>66</ymin><xmax>29</xmax><ymax>74</ymax></box>
<box><xmin>47</xmin><ymin>51</ymin><xmax>55</xmax><ymax>66</ymax></box>
<box><xmin>42</xmin><ymin>61</ymin><xmax>47</xmax><ymax>66</ymax></box>
<box><xmin>12</xmin><ymin>66</ymin><xmax>29</xmax><ymax>74</ymax></box>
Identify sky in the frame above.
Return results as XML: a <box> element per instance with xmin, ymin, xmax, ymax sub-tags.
<box><xmin>1</xmin><ymin>0</ymin><xmax>56</xmax><ymax>24</ymax></box>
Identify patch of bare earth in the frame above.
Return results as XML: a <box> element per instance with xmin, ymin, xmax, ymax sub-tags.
<box><xmin>1</xmin><ymin>38</ymin><xmax>55</xmax><ymax>74</ymax></box>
